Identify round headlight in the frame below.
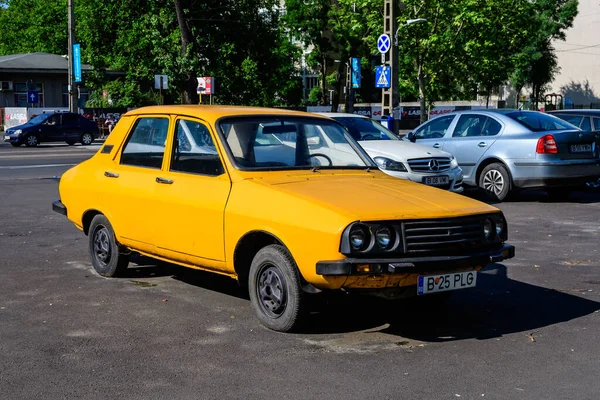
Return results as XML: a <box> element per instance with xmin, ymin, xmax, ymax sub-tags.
<box><xmin>496</xmin><ymin>218</ymin><xmax>505</xmax><ymax>237</ymax></box>
<box><xmin>376</xmin><ymin>226</ymin><xmax>394</xmax><ymax>250</ymax></box>
<box><xmin>483</xmin><ymin>218</ymin><xmax>494</xmax><ymax>240</ymax></box>
<box><xmin>349</xmin><ymin>225</ymin><xmax>370</xmax><ymax>251</ymax></box>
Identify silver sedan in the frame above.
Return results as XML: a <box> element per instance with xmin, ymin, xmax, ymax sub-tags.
<box><xmin>404</xmin><ymin>110</ymin><xmax>600</xmax><ymax>201</ymax></box>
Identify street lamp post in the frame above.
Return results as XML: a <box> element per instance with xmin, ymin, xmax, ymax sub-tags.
<box><xmin>67</xmin><ymin>0</ymin><xmax>77</xmax><ymax>113</ymax></box>
<box><xmin>394</xmin><ymin>18</ymin><xmax>427</xmax><ymax>46</ymax></box>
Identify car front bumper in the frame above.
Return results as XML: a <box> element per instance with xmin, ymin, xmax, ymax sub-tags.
<box><xmin>381</xmin><ymin>167</ymin><xmax>464</xmax><ymax>193</ymax></box>
<box><xmin>316</xmin><ymin>244</ymin><xmax>515</xmax><ymax>276</ymax></box>
<box><xmin>3</xmin><ymin>134</ymin><xmax>22</xmax><ymax>143</ymax></box>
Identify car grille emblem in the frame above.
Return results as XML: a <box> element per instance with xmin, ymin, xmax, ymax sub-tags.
<box><xmin>428</xmin><ymin>159</ymin><xmax>440</xmax><ymax>171</ymax></box>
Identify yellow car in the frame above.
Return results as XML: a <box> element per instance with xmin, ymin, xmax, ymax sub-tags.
<box><xmin>52</xmin><ymin>105</ymin><xmax>514</xmax><ymax>332</ymax></box>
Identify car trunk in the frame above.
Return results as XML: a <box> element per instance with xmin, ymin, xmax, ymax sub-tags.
<box><xmin>547</xmin><ymin>130</ymin><xmax>600</xmax><ymax>160</ymax></box>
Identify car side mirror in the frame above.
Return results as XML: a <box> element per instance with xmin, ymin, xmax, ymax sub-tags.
<box><xmin>407</xmin><ymin>131</ymin><xmax>417</xmax><ymax>143</ymax></box>
<box><xmin>307</xmin><ymin>136</ymin><xmax>321</xmax><ymax>146</ymax></box>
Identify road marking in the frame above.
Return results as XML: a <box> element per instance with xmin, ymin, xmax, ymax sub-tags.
<box><xmin>0</xmin><ymin>163</ymin><xmax>76</xmax><ymax>169</ymax></box>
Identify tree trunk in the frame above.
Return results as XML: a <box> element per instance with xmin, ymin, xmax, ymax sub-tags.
<box><xmin>418</xmin><ymin>63</ymin><xmax>427</xmax><ymax>124</ymax></box>
<box><xmin>174</xmin><ymin>0</ymin><xmax>198</xmax><ymax>104</ymax></box>
<box><xmin>486</xmin><ymin>85</ymin><xmax>491</xmax><ymax>109</ymax></box>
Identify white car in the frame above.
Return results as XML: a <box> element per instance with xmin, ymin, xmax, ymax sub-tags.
<box><xmin>315</xmin><ymin>113</ymin><xmax>464</xmax><ymax>192</ymax></box>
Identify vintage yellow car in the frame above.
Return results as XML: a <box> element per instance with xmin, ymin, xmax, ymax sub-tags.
<box><xmin>53</xmin><ymin>105</ymin><xmax>514</xmax><ymax>332</ymax></box>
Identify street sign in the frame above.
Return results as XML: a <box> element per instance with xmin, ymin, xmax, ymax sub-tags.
<box><xmin>27</xmin><ymin>90</ymin><xmax>39</xmax><ymax>104</ymax></box>
<box><xmin>375</xmin><ymin>66</ymin><xmax>391</xmax><ymax>88</ymax></box>
<box><xmin>154</xmin><ymin>74</ymin><xmax>168</xmax><ymax>89</ymax></box>
<box><xmin>73</xmin><ymin>44</ymin><xmax>82</xmax><ymax>82</ymax></box>
<box><xmin>197</xmin><ymin>77</ymin><xmax>214</xmax><ymax>95</ymax></box>
<box><xmin>377</xmin><ymin>34</ymin><xmax>391</xmax><ymax>54</ymax></box>
<box><xmin>351</xmin><ymin>58</ymin><xmax>361</xmax><ymax>89</ymax></box>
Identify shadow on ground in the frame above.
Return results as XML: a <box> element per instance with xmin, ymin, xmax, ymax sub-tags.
<box><xmin>120</xmin><ymin>257</ymin><xmax>600</xmax><ymax>342</ymax></box>
<box><xmin>464</xmin><ymin>186</ymin><xmax>600</xmax><ymax>205</ymax></box>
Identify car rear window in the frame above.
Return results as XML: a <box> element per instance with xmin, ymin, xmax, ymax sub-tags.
<box><xmin>506</xmin><ymin>112</ymin><xmax>578</xmax><ymax>132</ymax></box>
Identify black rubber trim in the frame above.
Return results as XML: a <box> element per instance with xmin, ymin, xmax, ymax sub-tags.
<box><xmin>52</xmin><ymin>200</ymin><xmax>67</xmax><ymax>216</ymax></box>
<box><xmin>316</xmin><ymin>244</ymin><xmax>515</xmax><ymax>276</ymax></box>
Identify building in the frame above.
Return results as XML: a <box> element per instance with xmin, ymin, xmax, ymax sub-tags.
<box><xmin>551</xmin><ymin>1</ymin><xmax>600</xmax><ymax>108</ymax></box>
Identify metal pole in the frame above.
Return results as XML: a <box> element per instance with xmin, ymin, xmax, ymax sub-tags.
<box><xmin>381</xmin><ymin>0</ymin><xmax>398</xmax><ymax>117</ymax></box>
<box><xmin>67</xmin><ymin>0</ymin><xmax>77</xmax><ymax>112</ymax></box>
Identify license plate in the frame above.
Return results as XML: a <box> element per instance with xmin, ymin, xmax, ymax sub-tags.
<box><xmin>570</xmin><ymin>144</ymin><xmax>592</xmax><ymax>153</ymax></box>
<box><xmin>4</xmin><ymin>135</ymin><xmax>9</xmax><ymax>140</ymax></box>
<box><xmin>423</xmin><ymin>175</ymin><xmax>449</xmax><ymax>186</ymax></box>
<box><xmin>417</xmin><ymin>270</ymin><xmax>477</xmax><ymax>295</ymax></box>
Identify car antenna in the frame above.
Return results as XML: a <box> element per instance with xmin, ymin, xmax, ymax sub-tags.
<box><xmin>311</xmin><ymin>166</ymin><xmax>320</xmax><ymax>172</ymax></box>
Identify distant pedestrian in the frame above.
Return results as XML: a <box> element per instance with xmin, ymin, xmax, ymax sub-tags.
<box><xmin>104</xmin><ymin>114</ymin><xmax>116</xmax><ymax>137</ymax></box>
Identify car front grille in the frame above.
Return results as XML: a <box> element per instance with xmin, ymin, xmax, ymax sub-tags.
<box><xmin>403</xmin><ymin>215</ymin><xmax>484</xmax><ymax>254</ymax></box>
<box><xmin>408</xmin><ymin>157</ymin><xmax>452</xmax><ymax>173</ymax></box>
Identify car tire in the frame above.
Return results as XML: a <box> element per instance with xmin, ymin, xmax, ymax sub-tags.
<box><xmin>88</xmin><ymin>214</ymin><xmax>130</xmax><ymax>277</ymax></box>
<box><xmin>66</xmin><ymin>140</ymin><xmax>76</xmax><ymax>146</ymax></box>
<box><xmin>24</xmin><ymin>135</ymin><xmax>39</xmax><ymax>147</ymax></box>
<box><xmin>248</xmin><ymin>244</ymin><xmax>307</xmax><ymax>332</ymax></box>
<box><xmin>10</xmin><ymin>143</ymin><xmax>21</xmax><ymax>147</ymax></box>
<box><xmin>479</xmin><ymin>163</ymin><xmax>511</xmax><ymax>202</ymax></box>
<box><xmin>81</xmin><ymin>132</ymin><xmax>94</xmax><ymax>146</ymax></box>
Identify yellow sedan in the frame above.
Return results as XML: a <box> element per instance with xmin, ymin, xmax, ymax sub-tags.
<box><xmin>52</xmin><ymin>105</ymin><xmax>514</xmax><ymax>332</ymax></box>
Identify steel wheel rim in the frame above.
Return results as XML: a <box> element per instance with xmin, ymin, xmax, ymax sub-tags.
<box><xmin>82</xmin><ymin>134</ymin><xmax>92</xmax><ymax>145</ymax></box>
<box><xmin>93</xmin><ymin>226</ymin><xmax>111</xmax><ymax>266</ymax></box>
<box><xmin>256</xmin><ymin>264</ymin><xmax>287</xmax><ymax>318</ymax></box>
<box><xmin>483</xmin><ymin>169</ymin><xmax>504</xmax><ymax>195</ymax></box>
<box><xmin>27</xmin><ymin>136</ymin><xmax>37</xmax><ymax>146</ymax></box>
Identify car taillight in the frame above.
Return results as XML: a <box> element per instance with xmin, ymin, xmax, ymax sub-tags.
<box><xmin>536</xmin><ymin>134</ymin><xmax>558</xmax><ymax>154</ymax></box>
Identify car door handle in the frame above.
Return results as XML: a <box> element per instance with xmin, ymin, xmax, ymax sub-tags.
<box><xmin>433</xmin><ymin>143</ymin><xmax>441</xmax><ymax>148</ymax></box>
<box><xmin>104</xmin><ymin>171</ymin><xmax>119</xmax><ymax>178</ymax></box>
<box><xmin>156</xmin><ymin>177</ymin><xmax>173</xmax><ymax>184</ymax></box>
<box><xmin>478</xmin><ymin>142</ymin><xmax>487</xmax><ymax>148</ymax></box>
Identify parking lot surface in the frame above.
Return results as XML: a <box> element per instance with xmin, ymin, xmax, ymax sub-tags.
<box><xmin>0</xmin><ymin>143</ymin><xmax>599</xmax><ymax>399</ymax></box>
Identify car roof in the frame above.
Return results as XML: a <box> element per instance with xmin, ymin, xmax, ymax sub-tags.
<box><xmin>547</xmin><ymin>109</ymin><xmax>600</xmax><ymax>115</ymax></box>
<box><xmin>125</xmin><ymin>105</ymin><xmax>328</xmax><ymax>120</ymax></box>
<box><xmin>313</xmin><ymin>112</ymin><xmax>369</xmax><ymax>119</ymax></box>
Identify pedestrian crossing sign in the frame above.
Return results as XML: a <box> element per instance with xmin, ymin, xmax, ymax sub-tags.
<box><xmin>375</xmin><ymin>66</ymin><xmax>391</xmax><ymax>88</ymax></box>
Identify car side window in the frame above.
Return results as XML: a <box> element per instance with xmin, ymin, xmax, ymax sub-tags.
<box><xmin>46</xmin><ymin>114</ymin><xmax>60</xmax><ymax>126</ymax></box>
<box><xmin>453</xmin><ymin>114</ymin><xmax>486</xmax><ymax>137</ymax></box>
<box><xmin>414</xmin><ymin>115</ymin><xmax>454</xmax><ymax>139</ymax></box>
<box><xmin>170</xmin><ymin>119</ymin><xmax>224</xmax><ymax>176</ymax></box>
<box><xmin>557</xmin><ymin>115</ymin><xmax>583</xmax><ymax>127</ymax></box>
<box><xmin>62</xmin><ymin>114</ymin><xmax>78</xmax><ymax>125</ymax></box>
<box><xmin>580</xmin><ymin>117</ymin><xmax>591</xmax><ymax>131</ymax></box>
<box><xmin>593</xmin><ymin>117</ymin><xmax>600</xmax><ymax>130</ymax></box>
<box><xmin>121</xmin><ymin>117</ymin><xmax>169</xmax><ymax>169</ymax></box>
<box><xmin>482</xmin><ymin>117</ymin><xmax>502</xmax><ymax>136</ymax></box>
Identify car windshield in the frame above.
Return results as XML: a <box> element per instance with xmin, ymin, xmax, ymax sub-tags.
<box><xmin>332</xmin><ymin>117</ymin><xmax>398</xmax><ymax>141</ymax></box>
<box><xmin>27</xmin><ymin>114</ymin><xmax>49</xmax><ymax>124</ymax></box>
<box><xmin>505</xmin><ymin>111</ymin><xmax>579</xmax><ymax>132</ymax></box>
<box><xmin>218</xmin><ymin>117</ymin><xmax>373</xmax><ymax>170</ymax></box>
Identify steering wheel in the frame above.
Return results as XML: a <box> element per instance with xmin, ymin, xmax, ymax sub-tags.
<box><xmin>307</xmin><ymin>153</ymin><xmax>333</xmax><ymax>167</ymax></box>
<box><xmin>361</xmin><ymin>134</ymin><xmax>377</xmax><ymax>140</ymax></box>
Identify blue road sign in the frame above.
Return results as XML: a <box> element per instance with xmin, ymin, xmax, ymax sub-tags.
<box><xmin>351</xmin><ymin>58</ymin><xmax>361</xmax><ymax>89</ymax></box>
<box><xmin>27</xmin><ymin>90</ymin><xmax>39</xmax><ymax>104</ymax></box>
<box><xmin>377</xmin><ymin>34</ymin><xmax>391</xmax><ymax>53</ymax></box>
<box><xmin>375</xmin><ymin>66</ymin><xmax>391</xmax><ymax>88</ymax></box>
<box><xmin>73</xmin><ymin>44</ymin><xmax>82</xmax><ymax>82</ymax></box>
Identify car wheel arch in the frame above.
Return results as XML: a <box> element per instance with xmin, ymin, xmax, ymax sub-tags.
<box><xmin>82</xmin><ymin>209</ymin><xmax>103</xmax><ymax>235</ymax></box>
<box><xmin>475</xmin><ymin>158</ymin><xmax>513</xmax><ymax>186</ymax></box>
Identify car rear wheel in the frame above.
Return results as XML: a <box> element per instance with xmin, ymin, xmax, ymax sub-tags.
<box><xmin>88</xmin><ymin>214</ymin><xmax>130</xmax><ymax>277</ymax></box>
<box><xmin>24</xmin><ymin>135</ymin><xmax>38</xmax><ymax>147</ymax></box>
<box><xmin>479</xmin><ymin>163</ymin><xmax>511</xmax><ymax>202</ymax></box>
<box><xmin>81</xmin><ymin>133</ymin><xmax>94</xmax><ymax>145</ymax></box>
<box><xmin>248</xmin><ymin>244</ymin><xmax>307</xmax><ymax>332</ymax></box>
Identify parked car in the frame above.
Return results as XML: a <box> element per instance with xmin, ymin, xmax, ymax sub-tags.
<box><xmin>404</xmin><ymin>110</ymin><xmax>600</xmax><ymax>201</ymax></box>
<box><xmin>53</xmin><ymin>105</ymin><xmax>514</xmax><ymax>332</ymax></box>
<box><xmin>315</xmin><ymin>113</ymin><xmax>463</xmax><ymax>192</ymax></box>
<box><xmin>547</xmin><ymin>109</ymin><xmax>600</xmax><ymax>131</ymax></box>
<box><xmin>3</xmin><ymin>111</ymin><xmax>99</xmax><ymax>147</ymax></box>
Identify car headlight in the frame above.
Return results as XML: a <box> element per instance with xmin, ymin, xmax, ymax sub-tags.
<box><xmin>13</xmin><ymin>129</ymin><xmax>22</xmax><ymax>135</ymax></box>
<box><xmin>375</xmin><ymin>226</ymin><xmax>395</xmax><ymax>250</ymax></box>
<box><xmin>483</xmin><ymin>218</ymin><xmax>494</xmax><ymax>240</ymax></box>
<box><xmin>374</xmin><ymin>156</ymin><xmax>407</xmax><ymax>172</ymax></box>
<box><xmin>450</xmin><ymin>155</ymin><xmax>458</xmax><ymax>169</ymax></box>
<box><xmin>349</xmin><ymin>224</ymin><xmax>371</xmax><ymax>251</ymax></box>
<box><xmin>494</xmin><ymin>214</ymin><xmax>507</xmax><ymax>240</ymax></box>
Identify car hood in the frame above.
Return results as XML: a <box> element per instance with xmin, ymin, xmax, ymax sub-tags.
<box><xmin>358</xmin><ymin>140</ymin><xmax>451</xmax><ymax>161</ymax></box>
<box><xmin>253</xmin><ymin>171</ymin><xmax>496</xmax><ymax>221</ymax></box>
<box><xmin>7</xmin><ymin>122</ymin><xmax>34</xmax><ymax>131</ymax></box>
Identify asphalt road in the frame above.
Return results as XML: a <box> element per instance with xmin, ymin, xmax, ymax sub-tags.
<box><xmin>1</xmin><ymin>141</ymin><xmax>599</xmax><ymax>399</ymax></box>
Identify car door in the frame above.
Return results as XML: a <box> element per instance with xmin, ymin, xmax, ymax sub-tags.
<box><xmin>39</xmin><ymin>114</ymin><xmax>62</xmax><ymax>142</ymax></box>
<box><xmin>411</xmin><ymin>114</ymin><xmax>456</xmax><ymax>149</ymax></box>
<box><xmin>101</xmin><ymin>115</ymin><xmax>171</xmax><ymax>254</ymax></box>
<box><xmin>61</xmin><ymin>113</ymin><xmax>80</xmax><ymax>141</ymax></box>
<box><xmin>441</xmin><ymin>114</ymin><xmax>503</xmax><ymax>181</ymax></box>
<box><xmin>153</xmin><ymin>117</ymin><xmax>231</xmax><ymax>267</ymax></box>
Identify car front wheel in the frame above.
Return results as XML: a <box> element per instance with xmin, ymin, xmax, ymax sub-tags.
<box><xmin>479</xmin><ymin>163</ymin><xmax>511</xmax><ymax>202</ymax></box>
<box><xmin>88</xmin><ymin>214</ymin><xmax>130</xmax><ymax>277</ymax></box>
<box><xmin>81</xmin><ymin>132</ymin><xmax>94</xmax><ymax>145</ymax></box>
<box><xmin>24</xmin><ymin>135</ymin><xmax>38</xmax><ymax>147</ymax></box>
<box><xmin>248</xmin><ymin>244</ymin><xmax>307</xmax><ymax>332</ymax></box>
